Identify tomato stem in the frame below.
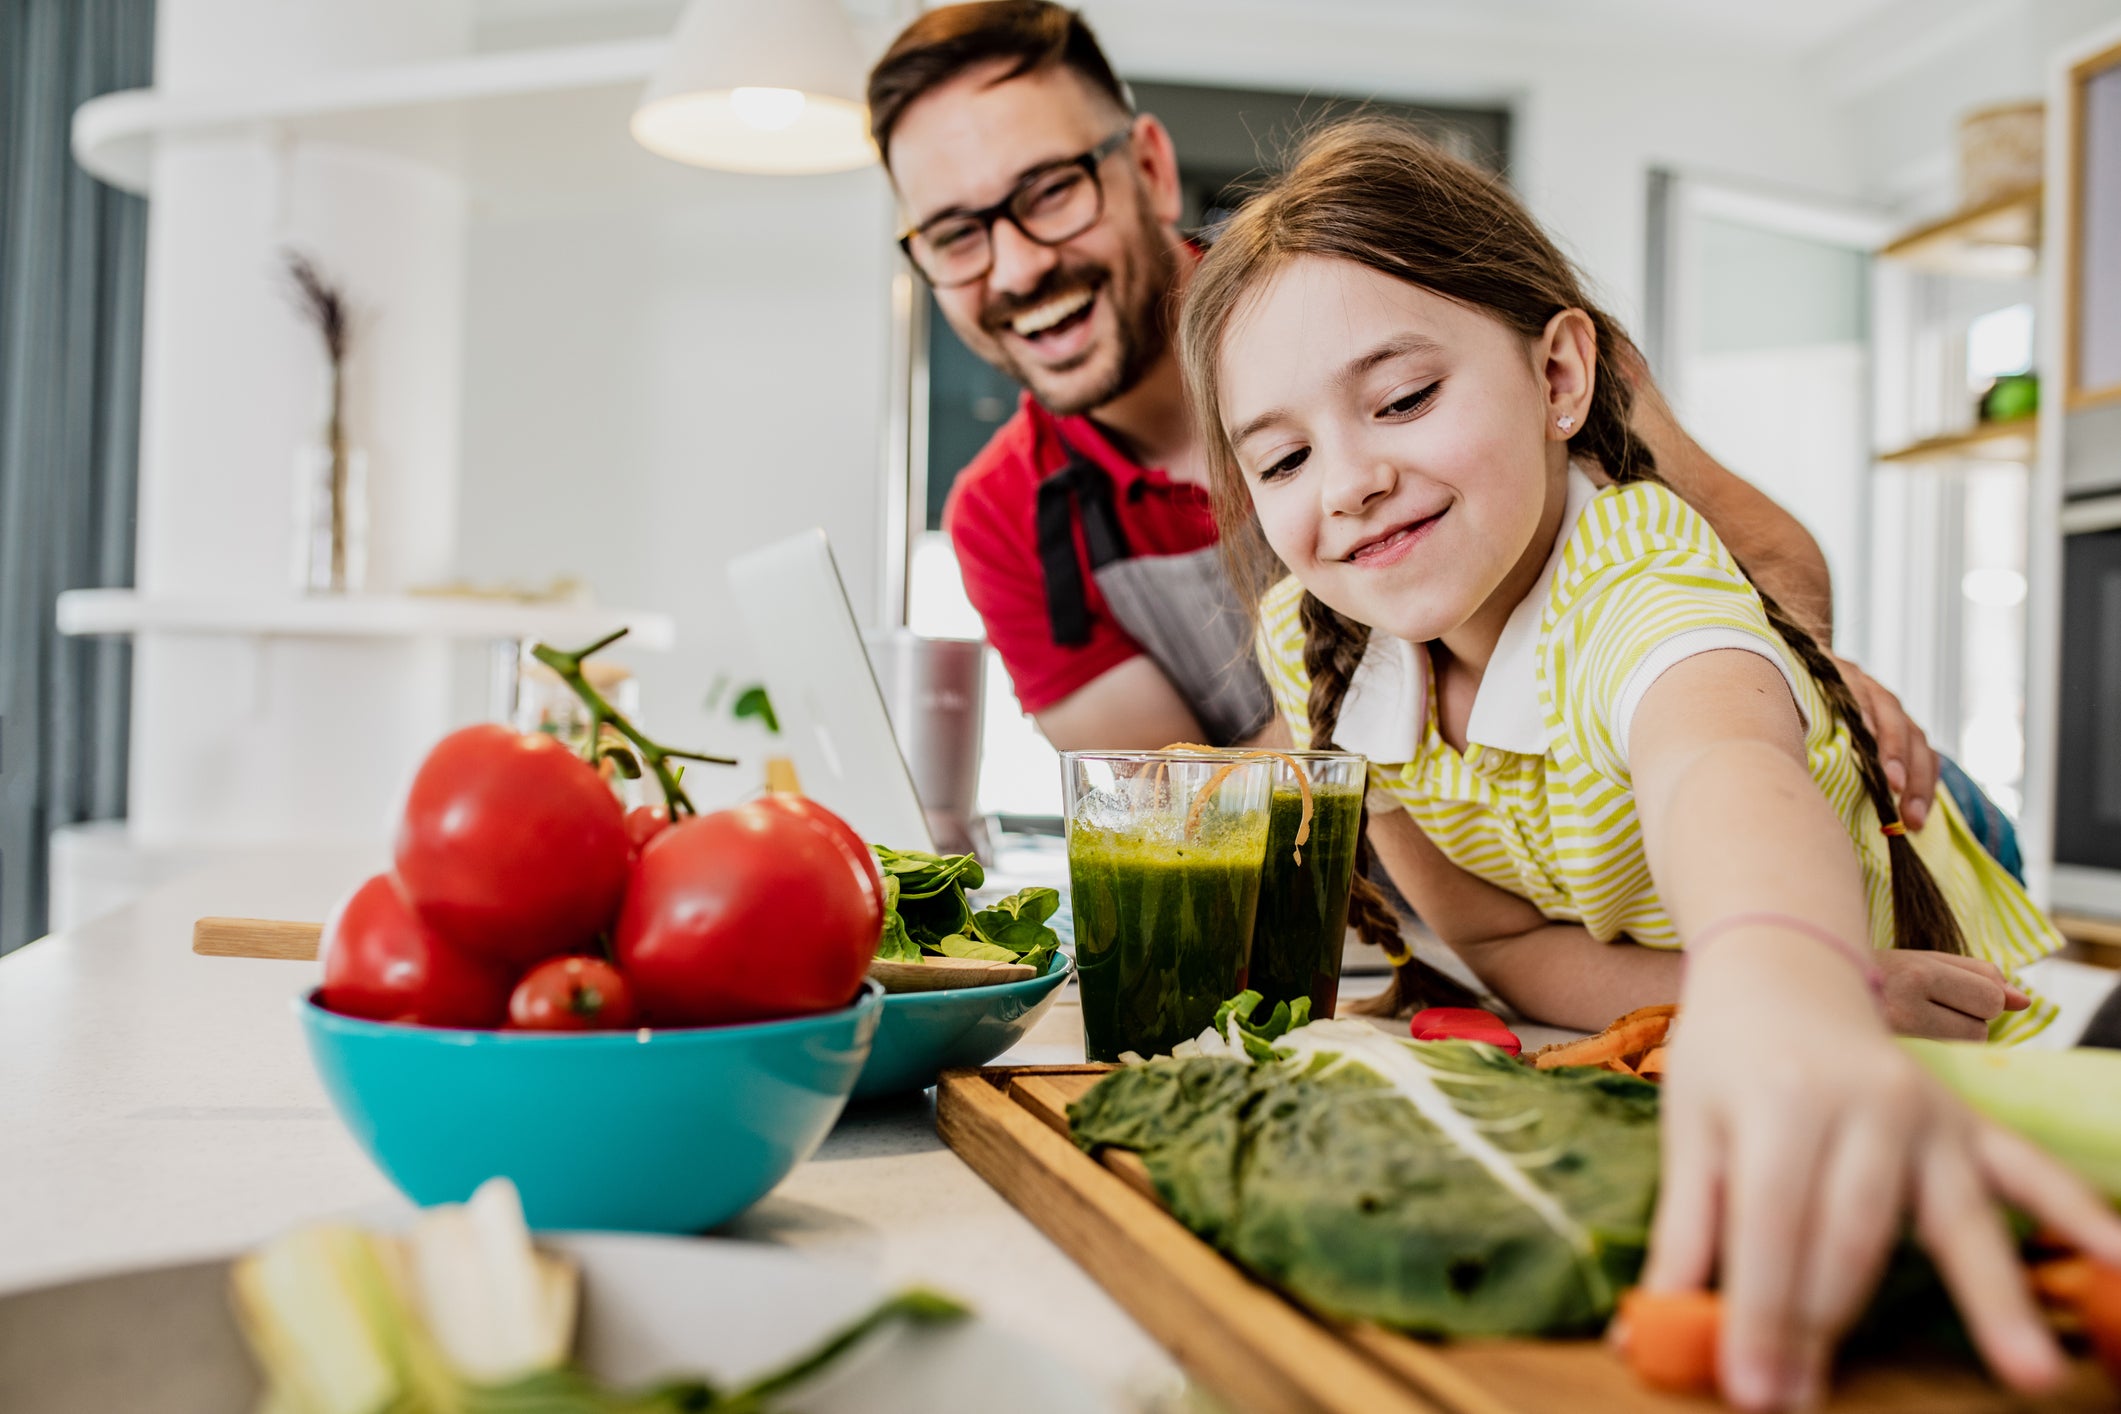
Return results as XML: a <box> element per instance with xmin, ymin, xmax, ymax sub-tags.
<box><xmin>530</xmin><ymin>630</ymin><xmax>734</xmax><ymax>818</ymax></box>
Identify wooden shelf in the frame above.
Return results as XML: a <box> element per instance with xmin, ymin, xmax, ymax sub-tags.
<box><xmin>1876</xmin><ymin>187</ymin><xmax>2042</xmax><ymax>277</ymax></box>
<box><xmin>52</xmin><ymin>589</ymin><xmax>676</xmax><ymax>648</ymax></box>
<box><xmin>70</xmin><ymin>39</ymin><xmax>665</xmax><ymax>195</ymax></box>
<box><xmin>1877</xmin><ymin>417</ymin><xmax>2039</xmax><ymax>465</ymax></box>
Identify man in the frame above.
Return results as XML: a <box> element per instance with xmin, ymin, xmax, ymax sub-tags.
<box><xmin>868</xmin><ymin>0</ymin><xmax>1946</xmax><ymax>829</ymax></box>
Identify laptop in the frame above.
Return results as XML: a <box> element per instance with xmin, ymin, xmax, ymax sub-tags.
<box><xmin>726</xmin><ymin>529</ymin><xmax>937</xmax><ymax>855</ymax></box>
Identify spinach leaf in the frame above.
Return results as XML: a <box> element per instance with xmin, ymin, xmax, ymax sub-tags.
<box><xmin>869</xmin><ymin>850</ymin><xmax>1061</xmax><ymax>974</ymax></box>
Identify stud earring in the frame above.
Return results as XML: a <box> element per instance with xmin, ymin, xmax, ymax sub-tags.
<box><xmin>1556</xmin><ymin>414</ymin><xmax>1576</xmax><ymax>433</ymax></box>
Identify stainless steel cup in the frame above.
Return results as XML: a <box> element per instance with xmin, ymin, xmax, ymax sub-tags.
<box><xmin>864</xmin><ymin>630</ymin><xmax>989</xmax><ymax>859</ymax></box>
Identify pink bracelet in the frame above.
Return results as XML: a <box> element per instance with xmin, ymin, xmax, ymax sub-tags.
<box><xmin>1686</xmin><ymin>910</ymin><xmax>1886</xmax><ymax>1003</ymax></box>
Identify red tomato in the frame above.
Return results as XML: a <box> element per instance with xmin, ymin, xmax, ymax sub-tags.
<box><xmin>394</xmin><ymin>724</ymin><xmax>630</xmax><ymax>968</ymax></box>
<box><xmin>615</xmin><ymin>796</ymin><xmax>883</xmax><ymax>1026</ymax></box>
<box><xmin>624</xmin><ymin>804</ymin><xmax>670</xmax><ymax>855</ymax></box>
<box><xmin>507</xmin><ymin>955</ymin><xmax>639</xmax><ymax>1031</ymax></box>
<box><xmin>319</xmin><ymin>873</ymin><xmax>513</xmax><ymax>1028</ymax></box>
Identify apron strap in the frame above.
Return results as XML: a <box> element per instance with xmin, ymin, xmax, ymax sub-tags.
<box><xmin>1035</xmin><ymin>448</ymin><xmax>1131</xmax><ymax>647</ymax></box>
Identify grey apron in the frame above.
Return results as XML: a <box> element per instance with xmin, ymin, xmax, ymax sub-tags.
<box><xmin>1036</xmin><ymin>437</ymin><xmax>1274</xmax><ymax>746</ymax></box>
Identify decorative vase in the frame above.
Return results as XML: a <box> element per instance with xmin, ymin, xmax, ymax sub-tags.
<box><xmin>291</xmin><ymin>436</ymin><xmax>368</xmax><ymax>593</ymax></box>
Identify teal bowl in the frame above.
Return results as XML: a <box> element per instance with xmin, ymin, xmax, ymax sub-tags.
<box><xmin>298</xmin><ymin>981</ymin><xmax>883</xmax><ymax>1233</ymax></box>
<box><xmin>851</xmin><ymin>953</ymin><xmax>1073</xmax><ymax>1099</ymax></box>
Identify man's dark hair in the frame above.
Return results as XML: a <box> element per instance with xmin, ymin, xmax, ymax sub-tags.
<box><xmin>867</xmin><ymin>2</ymin><xmax>1131</xmax><ymax>165</ymax></box>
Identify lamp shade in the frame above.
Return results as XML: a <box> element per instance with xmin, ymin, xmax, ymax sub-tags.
<box><xmin>632</xmin><ymin>0</ymin><xmax>874</xmax><ymax>175</ymax></box>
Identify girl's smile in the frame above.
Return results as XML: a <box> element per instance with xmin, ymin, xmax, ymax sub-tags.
<box><xmin>1217</xmin><ymin>254</ymin><xmax>1586</xmax><ymax>654</ymax></box>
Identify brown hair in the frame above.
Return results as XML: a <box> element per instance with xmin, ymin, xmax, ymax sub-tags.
<box><xmin>1178</xmin><ymin>118</ymin><xmax>1964</xmax><ymax>1012</ymax></box>
<box><xmin>867</xmin><ymin>2</ymin><xmax>1131</xmax><ymax>165</ymax></box>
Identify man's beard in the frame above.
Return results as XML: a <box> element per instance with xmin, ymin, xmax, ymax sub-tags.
<box><xmin>976</xmin><ymin>213</ymin><xmax>1178</xmax><ymax>417</ymax></box>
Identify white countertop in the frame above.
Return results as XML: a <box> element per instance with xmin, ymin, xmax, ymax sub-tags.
<box><xmin>0</xmin><ymin>849</ymin><xmax>1182</xmax><ymax>1406</ymax></box>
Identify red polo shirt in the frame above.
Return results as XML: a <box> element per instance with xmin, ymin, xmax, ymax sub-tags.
<box><xmin>944</xmin><ymin>393</ymin><xmax>1220</xmax><ymax>714</ymax></box>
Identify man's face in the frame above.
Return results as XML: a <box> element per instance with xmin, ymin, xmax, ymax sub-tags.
<box><xmin>888</xmin><ymin>62</ymin><xmax>1180</xmax><ymax>416</ymax></box>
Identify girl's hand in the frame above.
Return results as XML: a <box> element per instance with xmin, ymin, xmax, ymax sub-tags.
<box><xmin>1642</xmin><ymin>949</ymin><xmax>2121</xmax><ymax>1412</ymax></box>
<box><xmin>1874</xmin><ymin>951</ymin><xmax>2031</xmax><ymax>1041</ymax></box>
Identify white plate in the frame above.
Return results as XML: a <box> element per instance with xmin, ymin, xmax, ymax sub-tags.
<box><xmin>0</xmin><ymin>1232</ymin><xmax>1119</xmax><ymax>1414</ymax></box>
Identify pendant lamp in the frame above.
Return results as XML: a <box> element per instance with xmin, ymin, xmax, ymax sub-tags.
<box><xmin>631</xmin><ymin>0</ymin><xmax>875</xmax><ymax>175</ymax></box>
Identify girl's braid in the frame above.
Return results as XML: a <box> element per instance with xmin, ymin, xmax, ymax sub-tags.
<box><xmin>1299</xmin><ymin>591</ymin><xmax>1480</xmax><ymax>1015</ymax></box>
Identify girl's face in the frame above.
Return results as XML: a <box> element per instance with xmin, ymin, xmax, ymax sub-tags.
<box><xmin>1217</xmin><ymin>255</ymin><xmax>1587</xmax><ymax>647</ymax></box>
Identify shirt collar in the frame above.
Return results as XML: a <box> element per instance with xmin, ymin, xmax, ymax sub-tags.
<box><xmin>1331</xmin><ymin>465</ymin><xmax>1599</xmax><ymax>762</ymax></box>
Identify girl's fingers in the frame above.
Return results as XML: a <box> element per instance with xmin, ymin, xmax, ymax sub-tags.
<box><xmin>1974</xmin><ymin>1122</ymin><xmax>2121</xmax><ymax>1266</ymax></box>
<box><xmin>1921</xmin><ymin>963</ymin><xmax>2010</xmax><ymax>1021</ymax></box>
<box><xmin>1720</xmin><ymin>1104</ymin><xmax>1833</xmax><ymax>1410</ymax></box>
<box><xmin>1912</xmin><ymin>1002</ymin><xmax>1991</xmax><ymax>1042</ymax></box>
<box><xmin>1641</xmin><ymin>1099</ymin><xmax>1723</xmax><ymax>1293</ymax></box>
<box><xmin>1913</xmin><ymin>1137</ymin><xmax>2067</xmax><ymax>1392</ymax></box>
<box><xmin>1794</xmin><ymin>1111</ymin><xmax>1915</xmax><ymax>1393</ymax></box>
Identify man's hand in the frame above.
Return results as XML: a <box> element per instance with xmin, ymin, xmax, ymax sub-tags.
<box><xmin>1830</xmin><ymin>655</ymin><xmax>1940</xmax><ymax>830</ymax></box>
<box><xmin>1876</xmin><ymin>951</ymin><xmax>2031</xmax><ymax>1041</ymax></box>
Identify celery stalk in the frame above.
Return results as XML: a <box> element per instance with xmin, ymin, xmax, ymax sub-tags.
<box><xmin>1904</xmin><ymin>1038</ymin><xmax>2121</xmax><ymax>1199</ymax></box>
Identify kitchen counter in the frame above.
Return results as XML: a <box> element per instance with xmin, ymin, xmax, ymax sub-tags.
<box><xmin>0</xmin><ymin>848</ymin><xmax>1182</xmax><ymax>1406</ymax></box>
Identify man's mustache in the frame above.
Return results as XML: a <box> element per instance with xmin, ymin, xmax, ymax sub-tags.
<box><xmin>980</xmin><ymin>266</ymin><xmax>1107</xmax><ymax>333</ymax></box>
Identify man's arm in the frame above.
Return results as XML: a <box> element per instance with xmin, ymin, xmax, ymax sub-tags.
<box><xmin>1625</xmin><ymin>367</ymin><xmax>1834</xmax><ymax>639</ymax></box>
<box><xmin>1035</xmin><ymin>655</ymin><xmax>1206</xmax><ymax>751</ymax></box>
<box><xmin>1622</xmin><ymin>357</ymin><xmax>1941</xmax><ymax>826</ymax></box>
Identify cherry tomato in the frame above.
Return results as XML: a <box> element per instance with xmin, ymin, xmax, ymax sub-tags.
<box><xmin>507</xmin><ymin>955</ymin><xmax>639</xmax><ymax>1031</ymax></box>
<box><xmin>615</xmin><ymin>796</ymin><xmax>883</xmax><ymax>1026</ymax></box>
<box><xmin>319</xmin><ymin>873</ymin><xmax>513</xmax><ymax>1028</ymax></box>
<box><xmin>394</xmin><ymin>724</ymin><xmax>630</xmax><ymax>968</ymax></box>
<box><xmin>624</xmin><ymin>804</ymin><xmax>670</xmax><ymax>855</ymax></box>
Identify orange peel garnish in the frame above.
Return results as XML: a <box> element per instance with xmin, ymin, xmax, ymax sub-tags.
<box><xmin>1158</xmin><ymin>743</ymin><xmax>1314</xmax><ymax>865</ymax></box>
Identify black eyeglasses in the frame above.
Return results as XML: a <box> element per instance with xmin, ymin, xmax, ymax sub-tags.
<box><xmin>899</xmin><ymin>129</ymin><xmax>1133</xmax><ymax>288</ymax></box>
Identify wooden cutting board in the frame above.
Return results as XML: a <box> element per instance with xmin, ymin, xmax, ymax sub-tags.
<box><xmin>934</xmin><ymin>1066</ymin><xmax>2115</xmax><ymax>1414</ymax></box>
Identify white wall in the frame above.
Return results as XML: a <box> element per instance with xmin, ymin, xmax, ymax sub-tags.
<box><xmin>1078</xmin><ymin>0</ymin><xmax>1866</xmax><ymax>332</ymax></box>
<box><xmin>454</xmin><ymin>158</ymin><xmax>897</xmax><ymax>810</ymax></box>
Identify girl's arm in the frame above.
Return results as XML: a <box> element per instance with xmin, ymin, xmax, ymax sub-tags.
<box><xmin>1365</xmin><ymin>806</ymin><xmax>1683</xmax><ymax>1029</ymax></box>
<box><xmin>1628</xmin><ymin>648</ymin><xmax>2121</xmax><ymax>1410</ymax></box>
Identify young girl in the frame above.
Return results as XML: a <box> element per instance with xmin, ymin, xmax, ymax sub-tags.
<box><xmin>1178</xmin><ymin>119</ymin><xmax>2121</xmax><ymax>1411</ymax></box>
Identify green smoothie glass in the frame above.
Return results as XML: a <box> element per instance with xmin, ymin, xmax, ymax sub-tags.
<box><xmin>1063</xmin><ymin>751</ymin><xmax>1275</xmax><ymax>1062</ymax></box>
<box><xmin>1247</xmin><ymin>752</ymin><xmax>1367</xmax><ymax>1020</ymax></box>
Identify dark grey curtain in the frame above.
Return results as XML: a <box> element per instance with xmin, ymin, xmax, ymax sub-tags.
<box><xmin>0</xmin><ymin>0</ymin><xmax>153</xmax><ymax>954</ymax></box>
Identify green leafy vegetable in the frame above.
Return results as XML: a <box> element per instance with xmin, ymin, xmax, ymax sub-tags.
<box><xmin>870</xmin><ymin>848</ymin><xmax>1061</xmax><ymax>974</ymax></box>
<box><xmin>1068</xmin><ymin>1019</ymin><xmax>1662</xmax><ymax>1337</ymax></box>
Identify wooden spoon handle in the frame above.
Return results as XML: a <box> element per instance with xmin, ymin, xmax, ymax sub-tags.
<box><xmin>194</xmin><ymin>917</ymin><xmax>322</xmax><ymax>961</ymax></box>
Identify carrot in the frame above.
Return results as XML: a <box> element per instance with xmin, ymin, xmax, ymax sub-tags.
<box><xmin>2080</xmin><ymin>1261</ymin><xmax>2121</xmax><ymax>1386</ymax></box>
<box><xmin>1531</xmin><ymin>1004</ymin><xmax>1677</xmax><ymax>1071</ymax></box>
<box><xmin>1635</xmin><ymin>1046</ymin><xmax>1668</xmax><ymax>1079</ymax></box>
<box><xmin>2029</xmin><ymin>1256</ymin><xmax>2095</xmax><ymax>1307</ymax></box>
<box><xmin>1618</xmin><ymin>1287</ymin><xmax>1721</xmax><ymax>1395</ymax></box>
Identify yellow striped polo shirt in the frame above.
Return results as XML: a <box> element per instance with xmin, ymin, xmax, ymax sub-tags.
<box><xmin>1259</xmin><ymin>468</ymin><xmax>2060</xmax><ymax>1043</ymax></box>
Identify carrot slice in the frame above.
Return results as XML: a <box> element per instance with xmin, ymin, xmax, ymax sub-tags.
<box><xmin>1530</xmin><ymin>1005</ymin><xmax>1677</xmax><ymax>1071</ymax></box>
<box><xmin>2081</xmin><ymin>1261</ymin><xmax>2121</xmax><ymax>1385</ymax></box>
<box><xmin>2030</xmin><ymin>1256</ymin><xmax>2095</xmax><ymax>1307</ymax></box>
<box><xmin>1634</xmin><ymin>1046</ymin><xmax>1668</xmax><ymax>1079</ymax></box>
<box><xmin>1618</xmin><ymin>1287</ymin><xmax>1721</xmax><ymax>1395</ymax></box>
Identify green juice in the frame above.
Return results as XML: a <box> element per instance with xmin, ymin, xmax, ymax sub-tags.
<box><xmin>1247</xmin><ymin>782</ymin><xmax>1365</xmax><ymax>1018</ymax></box>
<box><xmin>1070</xmin><ymin>825</ymin><xmax>1267</xmax><ymax>1063</ymax></box>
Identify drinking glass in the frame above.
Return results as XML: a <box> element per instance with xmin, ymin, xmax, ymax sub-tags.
<box><xmin>1062</xmin><ymin>751</ymin><xmax>1275</xmax><ymax>1062</ymax></box>
<box><xmin>1246</xmin><ymin>752</ymin><xmax>1367</xmax><ymax>1020</ymax></box>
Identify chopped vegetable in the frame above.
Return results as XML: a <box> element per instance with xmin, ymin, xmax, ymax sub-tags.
<box><xmin>2029</xmin><ymin>1256</ymin><xmax>2095</xmax><ymax>1307</ymax></box>
<box><xmin>1409</xmin><ymin>1006</ymin><xmax>1522</xmax><ymax>1057</ymax></box>
<box><xmin>2082</xmin><ymin>1261</ymin><xmax>2121</xmax><ymax>1385</ymax></box>
<box><xmin>1071</xmin><ymin>1019</ymin><xmax>1662</xmax><ymax>1335</ymax></box>
<box><xmin>871</xmin><ymin>845</ymin><xmax>1061</xmax><ymax>975</ymax></box>
<box><xmin>232</xmin><ymin>1178</ymin><xmax>972</xmax><ymax>1413</ymax></box>
<box><xmin>1528</xmin><ymin>1005</ymin><xmax>1676</xmax><ymax>1073</ymax></box>
<box><xmin>1618</xmin><ymin>1288</ymin><xmax>1721</xmax><ymax>1395</ymax></box>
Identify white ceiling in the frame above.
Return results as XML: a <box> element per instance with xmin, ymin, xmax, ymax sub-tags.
<box><xmin>475</xmin><ymin>0</ymin><xmax>1922</xmax><ymax>59</ymax></box>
